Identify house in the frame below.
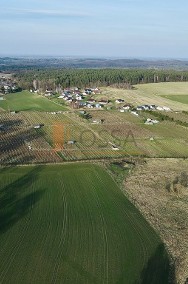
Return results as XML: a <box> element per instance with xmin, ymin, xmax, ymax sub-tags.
<box><xmin>163</xmin><ymin>106</ymin><xmax>171</xmax><ymax>111</ymax></box>
<box><xmin>145</xmin><ymin>118</ymin><xmax>159</xmax><ymax>125</ymax></box>
<box><xmin>93</xmin><ymin>88</ymin><xmax>100</xmax><ymax>94</ymax></box>
<box><xmin>112</xmin><ymin>145</ymin><xmax>119</xmax><ymax>150</ymax></box>
<box><xmin>85</xmin><ymin>88</ymin><xmax>92</xmax><ymax>94</ymax></box>
<box><xmin>156</xmin><ymin>106</ymin><xmax>164</xmax><ymax>111</ymax></box>
<box><xmin>123</xmin><ymin>104</ymin><xmax>131</xmax><ymax>110</ymax></box>
<box><xmin>44</xmin><ymin>91</ymin><xmax>53</xmax><ymax>97</ymax></box>
<box><xmin>79</xmin><ymin>110</ymin><xmax>86</xmax><ymax>115</ymax></box>
<box><xmin>95</xmin><ymin>103</ymin><xmax>102</xmax><ymax>109</ymax></box>
<box><xmin>79</xmin><ymin>102</ymin><xmax>86</xmax><ymax>107</ymax></box>
<box><xmin>115</xmin><ymin>99</ymin><xmax>125</xmax><ymax>103</ymax></box>
<box><xmin>145</xmin><ymin>119</ymin><xmax>153</xmax><ymax>125</ymax></box>
<box><xmin>142</xmin><ymin>105</ymin><xmax>150</xmax><ymax>110</ymax></box>
<box><xmin>67</xmin><ymin>140</ymin><xmax>75</xmax><ymax>145</ymax></box>
<box><xmin>131</xmin><ymin>111</ymin><xmax>139</xmax><ymax>116</ymax></box>
<box><xmin>136</xmin><ymin>106</ymin><xmax>144</xmax><ymax>111</ymax></box>
<box><xmin>92</xmin><ymin>120</ymin><xmax>101</xmax><ymax>124</ymax></box>
<box><xmin>87</xmin><ymin>104</ymin><xmax>94</xmax><ymax>109</ymax></box>
<box><xmin>87</xmin><ymin>98</ymin><xmax>96</xmax><ymax>103</ymax></box>
<box><xmin>98</xmin><ymin>99</ymin><xmax>108</xmax><ymax>105</ymax></box>
<box><xmin>34</xmin><ymin>124</ymin><xmax>44</xmax><ymax>129</ymax></box>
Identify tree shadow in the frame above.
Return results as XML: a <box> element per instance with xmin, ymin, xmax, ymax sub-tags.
<box><xmin>116</xmin><ymin>243</ymin><xmax>176</xmax><ymax>284</ymax></box>
<box><xmin>0</xmin><ymin>166</ymin><xmax>45</xmax><ymax>234</ymax></box>
<box><xmin>0</xmin><ymin>119</ymin><xmax>23</xmax><ymax>131</ymax></box>
<box><xmin>0</xmin><ymin>126</ymin><xmax>39</xmax><ymax>153</ymax></box>
<box><xmin>0</xmin><ymin>118</ymin><xmax>44</xmax><ymax>165</ymax></box>
<box><xmin>137</xmin><ymin>244</ymin><xmax>176</xmax><ymax>284</ymax></box>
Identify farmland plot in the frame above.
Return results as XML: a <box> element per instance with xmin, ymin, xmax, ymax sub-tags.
<box><xmin>87</xmin><ymin>110</ymin><xmax>188</xmax><ymax>158</ymax></box>
<box><xmin>0</xmin><ymin>112</ymin><xmax>62</xmax><ymax>164</ymax></box>
<box><xmin>101</xmin><ymin>83</ymin><xmax>188</xmax><ymax>111</ymax></box>
<box><xmin>0</xmin><ymin>164</ymin><xmax>170</xmax><ymax>283</ymax></box>
<box><xmin>1</xmin><ymin>108</ymin><xmax>188</xmax><ymax>164</ymax></box>
<box><xmin>0</xmin><ymin>91</ymin><xmax>66</xmax><ymax>112</ymax></box>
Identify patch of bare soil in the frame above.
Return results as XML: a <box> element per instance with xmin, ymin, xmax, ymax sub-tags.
<box><xmin>124</xmin><ymin>158</ymin><xmax>188</xmax><ymax>284</ymax></box>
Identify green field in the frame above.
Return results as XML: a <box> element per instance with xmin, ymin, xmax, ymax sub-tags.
<box><xmin>101</xmin><ymin>82</ymin><xmax>188</xmax><ymax>111</ymax></box>
<box><xmin>135</xmin><ymin>82</ymin><xmax>188</xmax><ymax>95</ymax></box>
<box><xmin>161</xmin><ymin>94</ymin><xmax>188</xmax><ymax>105</ymax></box>
<box><xmin>0</xmin><ymin>91</ymin><xmax>66</xmax><ymax>111</ymax></box>
<box><xmin>0</xmin><ymin>164</ymin><xmax>170</xmax><ymax>283</ymax></box>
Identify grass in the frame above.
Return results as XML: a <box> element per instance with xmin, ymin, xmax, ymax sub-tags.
<box><xmin>134</xmin><ymin>82</ymin><xmax>188</xmax><ymax>95</ymax></box>
<box><xmin>124</xmin><ymin>158</ymin><xmax>188</xmax><ymax>283</ymax></box>
<box><xmin>161</xmin><ymin>95</ymin><xmax>188</xmax><ymax>105</ymax></box>
<box><xmin>0</xmin><ymin>91</ymin><xmax>67</xmax><ymax>112</ymax></box>
<box><xmin>101</xmin><ymin>82</ymin><xmax>188</xmax><ymax>111</ymax></box>
<box><xmin>0</xmin><ymin>164</ymin><xmax>170</xmax><ymax>283</ymax></box>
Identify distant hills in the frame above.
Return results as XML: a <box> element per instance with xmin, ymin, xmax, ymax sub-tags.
<box><xmin>1</xmin><ymin>57</ymin><xmax>188</xmax><ymax>71</ymax></box>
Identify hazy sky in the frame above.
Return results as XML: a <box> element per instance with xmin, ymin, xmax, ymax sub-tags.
<box><xmin>0</xmin><ymin>0</ymin><xmax>188</xmax><ymax>58</ymax></box>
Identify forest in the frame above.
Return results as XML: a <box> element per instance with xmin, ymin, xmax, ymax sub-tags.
<box><xmin>15</xmin><ymin>68</ymin><xmax>188</xmax><ymax>91</ymax></box>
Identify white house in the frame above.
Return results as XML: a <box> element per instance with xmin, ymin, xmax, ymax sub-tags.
<box><xmin>163</xmin><ymin>106</ymin><xmax>171</xmax><ymax>111</ymax></box>
<box><xmin>131</xmin><ymin>111</ymin><xmax>139</xmax><ymax>116</ymax></box>
<box><xmin>136</xmin><ymin>106</ymin><xmax>144</xmax><ymax>111</ymax></box>
<box><xmin>156</xmin><ymin>106</ymin><xmax>164</xmax><ymax>111</ymax></box>
<box><xmin>123</xmin><ymin>105</ymin><xmax>131</xmax><ymax>110</ymax></box>
<box><xmin>145</xmin><ymin>118</ymin><xmax>159</xmax><ymax>125</ymax></box>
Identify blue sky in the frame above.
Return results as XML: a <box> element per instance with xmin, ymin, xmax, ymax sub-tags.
<box><xmin>0</xmin><ymin>0</ymin><xmax>188</xmax><ymax>58</ymax></box>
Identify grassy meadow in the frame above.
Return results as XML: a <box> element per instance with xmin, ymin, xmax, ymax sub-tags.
<box><xmin>101</xmin><ymin>82</ymin><xmax>188</xmax><ymax>111</ymax></box>
<box><xmin>0</xmin><ymin>91</ymin><xmax>66</xmax><ymax>112</ymax></box>
<box><xmin>0</xmin><ymin>164</ymin><xmax>170</xmax><ymax>283</ymax></box>
<box><xmin>161</xmin><ymin>94</ymin><xmax>188</xmax><ymax>105</ymax></box>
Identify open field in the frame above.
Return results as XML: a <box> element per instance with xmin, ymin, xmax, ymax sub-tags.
<box><xmin>0</xmin><ymin>164</ymin><xmax>170</xmax><ymax>284</ymax></box>
<box><xmin>87</xmin><ymin>110</ymin><xmax>188</xmax><ymax>158</ymax></box>
<box><xmin>0</xmin><ymin>91</ymin><xmax>66</xmax><ymax>112</ymax></box>
<box><xmin>1</xmin><ymin>82</ymin><xmax>188</xmax><ymax>164</ymax></box>
<box><xmin>100</xmin><ymin>82</ymin><xmax>188</xmax><ymax>111</ymax></box>
<box><xmin>124</xmin><ymin>158</ymin><xmax>188</xmax><ymax>283</ymax></box>
<box><xmin>161</xmin><ymin>95</ymin><xmax>188</xmax><ymax>105</ymax></box>
<box><xmin>2</xmin><ymin>108</ymin><xmax>188</xmax><ymax>165</ymax></box>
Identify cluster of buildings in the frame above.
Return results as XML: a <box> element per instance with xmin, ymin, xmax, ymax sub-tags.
<box><xmin>57</xmin><ymin>88</ymin><xmax>110</xmax><ymax>109</ymax></box>
<box><xmin>0</xmin><ymin>78</ymin><xmax>19</xmax><ymax>95</ymax></box>
<box><xmin>136</xmin><ymin>104</ymin><xmax>171</xmax><ymax>111</ymax></box>
<box><xmin>119</xmin><ymin>103</ymin><xmax>171</xmax><ymax>114</ymax></box>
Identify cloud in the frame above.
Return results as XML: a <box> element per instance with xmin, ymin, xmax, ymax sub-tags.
<box><xmin>5</xmin><ymin>8</ymin><xmax>89</xmax><ymax>18</ymax></box>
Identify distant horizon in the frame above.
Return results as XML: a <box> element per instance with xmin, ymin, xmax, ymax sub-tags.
<box><xmin>1</xmin><ymin>54</ymin><xmax>188</xmax><ymax>61</ymax></box>
<box><xmin>1</xmin><ymin>0</ymin><xmax>188</xmax><ymax>58</ymax></box>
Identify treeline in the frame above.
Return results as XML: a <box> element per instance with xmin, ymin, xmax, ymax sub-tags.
<box><xmin>15</xmin><ymin>69</ymin><xmax>188</xmax><ymax>91</ymax></box>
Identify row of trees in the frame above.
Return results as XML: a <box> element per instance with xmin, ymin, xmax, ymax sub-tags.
<box><xmin>15</xmin><ymin>69</ymin><xmax>188</xmax><ymax>91</ymax></box>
